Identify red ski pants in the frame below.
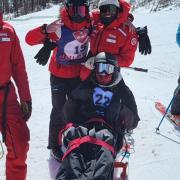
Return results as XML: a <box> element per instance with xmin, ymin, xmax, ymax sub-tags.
<box><xmin>0</xmin><ymin>83</ymin><xmax>30</xmax><ymax>180</ymax></box>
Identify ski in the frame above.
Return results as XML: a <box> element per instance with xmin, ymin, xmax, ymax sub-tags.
<box><xmin>155</xmin><ymin>102</ymin><xmax>180</xmax><ymax>130</ymax></box>
<box><xmin>113</xmin><ymin>131</ymin><xmax>134</xmax><ymax>180</ymax></box>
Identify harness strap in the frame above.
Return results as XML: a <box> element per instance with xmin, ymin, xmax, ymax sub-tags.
<box><xmin>62</xmin><ymin>136</ymin><xmax>116</xmax><ymax>161</ymax></box>
<box><xmin>58</xmin><ymin>122</ymin><xmax>74</xmax><ymax>145</ymax></box>
<box><xmin>0</xmin><ymin>82</ymin><xmax>11</xmax><ymax>142</ymax></box>
<box><xmin>86</xmin><ymin>117</ymin><xmax>113</xmax><ymax>130</ymax></box>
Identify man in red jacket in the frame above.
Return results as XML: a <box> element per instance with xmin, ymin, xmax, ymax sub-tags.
<box><xmin>89</xmin><ymin>0</ymin><xmax>138</xmax><ymax>66</ymax></box>
<box><xmin>0</xmin><ymin>8</ymin><xmax>32</xmax><ymax>180</ymax></box>
<box><xmin>25</xmin><ymin>0</ymin><xmax>91</xmax><ymax>161</ymax></box>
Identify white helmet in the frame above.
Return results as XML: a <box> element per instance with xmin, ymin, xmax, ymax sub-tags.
<box><xmin>98</xmin><ymin>0</ymin><xmax>120</xmax><ymax>8</ymax></box>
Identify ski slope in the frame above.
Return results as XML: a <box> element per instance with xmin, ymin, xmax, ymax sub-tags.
<box><xmin>0</xmin><ymin>5</ymin><xmax>180</xmax><ymax>180</ymax></box>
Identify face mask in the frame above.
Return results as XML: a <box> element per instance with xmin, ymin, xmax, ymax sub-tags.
<box><xmin>100</xmin><ymin>5</ymin><xmax>118</xmax><ymax>25</ymax></box>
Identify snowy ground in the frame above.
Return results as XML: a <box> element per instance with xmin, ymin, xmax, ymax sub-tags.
<box><xmin>0</xmin><ymin>5</ymin><xmax>180</xmax><ymax>180</ymax></box>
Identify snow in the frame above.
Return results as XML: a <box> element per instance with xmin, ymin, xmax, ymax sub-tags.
<box><xmin>1</xmin><ymin>4</ymin><xmax>180</xmax><ymax>180</ymax></box>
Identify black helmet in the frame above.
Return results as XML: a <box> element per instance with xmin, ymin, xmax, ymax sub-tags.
<box><xmin>94</xmin><ymin>52</ymin><xmax>122</xmax><ymax>87</ymax></box>
<box><xmin>65</xmin><ymin>0</ymin><xmax>90</xmax><ymax>23</ymax></box>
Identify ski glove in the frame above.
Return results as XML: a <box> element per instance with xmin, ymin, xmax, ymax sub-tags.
<box><xmin>21</xmin><ymin>101</ymin><xmax>32</xmax><ymax>121</ymax></box>
<box><xmin>178</xmin><ymin>74</ymin><xmax>180</xmax><ymax>84</ymax></box>
<box><xmin>136</xmin><ymin>26</ymin><xmax>152</xmax><ymax>55</ymax></box>
<box><xmin>83</xmin><ymin>57</ymin><xmax>95</xmax><ymax>70</ymax></box>
<box><xmin>120</xmin><ymin>105</ymin><xmax>139</xmax><ymax>131</ymax></box>
<box><xmin>105</xmin><ymin>102</ymin><xmax>123</xmax><ymax>131</ymax></box>
<box><xmin>82</xmin><ymin>51</ymin><xmax>95</xmax><ymax>70</ymax></box>
<box><xmin>34</xmin><ymin>38</ymin><xmax>57</xmax><ymax>66</ymax></box>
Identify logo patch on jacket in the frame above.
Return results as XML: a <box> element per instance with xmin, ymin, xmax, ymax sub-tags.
<box><xmin>106</xmin><ymin>34</ymin><xmax>117</xmax><ymax>43</ymax></box>
<box><xmin>0</xmin><ymin>37</ymin><xmax>11</xmax><ymax>42</ymax></box>
<box><xmin>73</xmin><ymin>28</ymin><xmax>89</xmax><ymax>43</ymax></box>
<box><xmin>131</xmin><ymin>38</ymin><xmax>137</xmax><ymax>46</ymax></box>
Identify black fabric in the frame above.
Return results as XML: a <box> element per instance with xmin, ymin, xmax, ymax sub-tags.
<box><xmin>0</xmin><ymin>81</ymin><xmax>11</xmax><ymax>142</ymax></box>
<box><xmin>34</xmin><ymin>38</ymin><xmax>57</xmax><ymax>66</ymax></box>
<box><xmin>21</xmin><ymin>101</ymin><xmax>32</xmax><ymax>121</ymax></box>
<box><xmin>56</xmin><ymin>126</ymin><xmax>115</xmax><ymax>180</ymax></box>
<box><xmin>100</xmin><ymin>6</ymin><xmax>118</xmax><ymax>26</ymax></box>
<box><xmin>56</xmin><ymin>77</ymin><xmax>139</xmax><ymax>179</ymax></box>
<box><xmin>63</xmin><ymin>77</ymin><xmax>140</xmax><ymax>130</ymax></box>
<box><xmin>136</xmin><ymin>26</ymin><xmax>152</xmax><ymax>55</ymax></box>
<box><xmin>171</xmin><ymin>85</ymin><xmax>180</xmax><ymax>115</ymax></box>
<box><xmin>48</xmin><ymin>74</ymin><xmax>80</xmax><ymax>149</ymax></box>
<box><xmin>105</xmin><ymin>102</ymin><xmax>122</xmax><ymax>129</ymax></box>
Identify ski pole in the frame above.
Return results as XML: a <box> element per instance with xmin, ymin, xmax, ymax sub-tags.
<box><xmin>124</xmin><ymin>67</ymin><xmax>148</xmax><ymax>72</ymax></box>
<box><xmin>156</xmin><ymin>84</ymin><xmax>180</xmax><ymax>132</ymax></box>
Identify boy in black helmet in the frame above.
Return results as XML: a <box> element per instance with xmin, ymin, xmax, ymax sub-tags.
<box><xmin>56</xmin><ymin>52</ymin><xmax>139</xmax><ymax>180</ymax></box>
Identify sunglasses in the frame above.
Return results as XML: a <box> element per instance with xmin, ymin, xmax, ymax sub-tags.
<box><xmin>100</xmin><ymin>5</ymin><xmax>117</xmax><ymax>14</ymax></box>
<box><xmin>96</xmin><ymin>63</ymin><xmax>115</xmax><ymax>75</ymax></box>
<box><xmin>68</xmin><ymin>5</ymin><xmax>87</xmax><ymax>17</ymax></box>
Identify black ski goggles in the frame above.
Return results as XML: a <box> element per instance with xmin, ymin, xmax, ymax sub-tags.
<box><xmin>96</xmin><ymin>63</ymin><xmax>115</xmax><ymax>75</ymax></box>
<box><xmin>68</xmin><ymin>5</ymin><xmax>88</xmax><ymax>18</ymax></box>
<box><xmin>100</xmin><ymin>5</ymin><xmax>117</xmax><ymax>15</ymax></box>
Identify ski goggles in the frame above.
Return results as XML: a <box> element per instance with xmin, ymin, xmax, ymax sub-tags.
<box><xmin>96</xmin><ymin>63</ymin><xmax>115</xmax><ymax>75</ymax></box>
<box><xmin>100</xmin><ymin>5</ymin><xmax>117</xmax><ymax>15</ymax></box>
<box><xmin>68</xmin><ymin>5</ymin><xmax>87</xmax><ymax>18</ymax></box>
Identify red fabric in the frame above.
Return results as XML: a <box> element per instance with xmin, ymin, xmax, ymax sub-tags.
<box><xmin>90</xmin><ymin>0</ymin><xmax>138</xmax><ymax>67</ymax></box>
<box><xmin>0</xmin><ymin>22</ymin><xmax>31</xmax><ymax>102</ymax></box>
<box><xmin>0</xmin><ymin>83</ymin><xmax>30</xmax><ymax>180</ymax></box>
<box><xmin>0</xmin><ymin>12</ymin><xmax>2</xmax><ymax>26</ymax></box>
<box><xmin>58</xmin><ymin>123</ymin><xmax>74</xmax><ymax>145</ymax></box>
<box><xmin>25</xmin><ymin>7</ymin><xmax>91</xmax><ymax>79</ymax></box>
<box><xmin>62</xmin><ymin>136</ymin><xmax>116</xmax><ymax>160</ymax></box>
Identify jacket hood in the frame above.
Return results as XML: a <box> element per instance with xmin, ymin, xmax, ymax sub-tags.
<box><xmin>91</xmin><ymin>0</ymin><xmax>131</xmax><ymax>28</ymax></box>
<box><xmin>60</xmin><ymin>7</ymin><xmax>90</xmax><ymax>30</ymax></box>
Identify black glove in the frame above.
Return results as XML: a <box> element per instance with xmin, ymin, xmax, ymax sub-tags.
<box><xmin>105</xmin><ymin>102</ymin><xmax>123</xmax><ymax>131</ymax></box>
<box><xmin>119</xmin><ymin>105</ymin><xmax>139</xmax><ymax>131</ymax></box>
<box><xmin>136</xmin><ymin>26</ymin><xmax>152</xmax><ymax>55</ymax></box>
<box><xmin>178</xmin><ymin>75</ymin><xmax>180</xmax><ymax>84</ymax></box>
<box><xmin>20</xmin><ymin>101</ymin><xmax>32</xmax><ymax>121</ymax></box>
<box><xmin>34</xmin><ymin>38</ymin><xmax>57</xmax><ymax>66</ymax></box>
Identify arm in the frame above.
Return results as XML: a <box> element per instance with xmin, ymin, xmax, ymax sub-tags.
<box><xmin>26</xmin><ymin>22</ymin><xmax>60</xmax><ymax>65</ymax></box>
<box><xmin>25</xmin><ymin>20</ymin><xmax>60</xmax><ymax>46</ymax></box>
<box><xmin>11</xmin><ymin>29</ymin><xmax>31</xmax><ymax>102</ymax></box>
<box><xmin>117</xmin><ymin>31</ymin><xmax>138</xmax><ymax>67</ymax></box>
<box><xmin>11</xmin><ymin>29</ymin><xmax>32</xmax><ymax>120</ymax></box>
<box><xmin>123</xmin><ymin>16</ymin><xmax>152</xmax><ymax>55</ymax></box>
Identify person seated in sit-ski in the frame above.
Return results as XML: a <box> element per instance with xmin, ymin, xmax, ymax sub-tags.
<box><xmin>55</xmin><ymin>52</ymin><xmax>140</xmax><ymax>180</ymax></box>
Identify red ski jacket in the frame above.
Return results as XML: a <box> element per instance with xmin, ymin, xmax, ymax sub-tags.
<box><xmin>90</xmin><ymin>0</ymin><xmax>138</xmax><ymax>67</ymax></box>
<box><xmin>25</xmin><ymin>8</ymin><xmax>91</xmax><ymax>80</ymax></box>
<box><xmin>0</xmin><ymin>21</ymin><xmax>31</xmax><ymax>102</ymax></box>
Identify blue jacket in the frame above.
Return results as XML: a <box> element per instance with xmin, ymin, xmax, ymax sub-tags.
<box><xmin>176</xmin><ymin>23</ymin><xmax>180</xmax><ymax>47</ymax></box>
